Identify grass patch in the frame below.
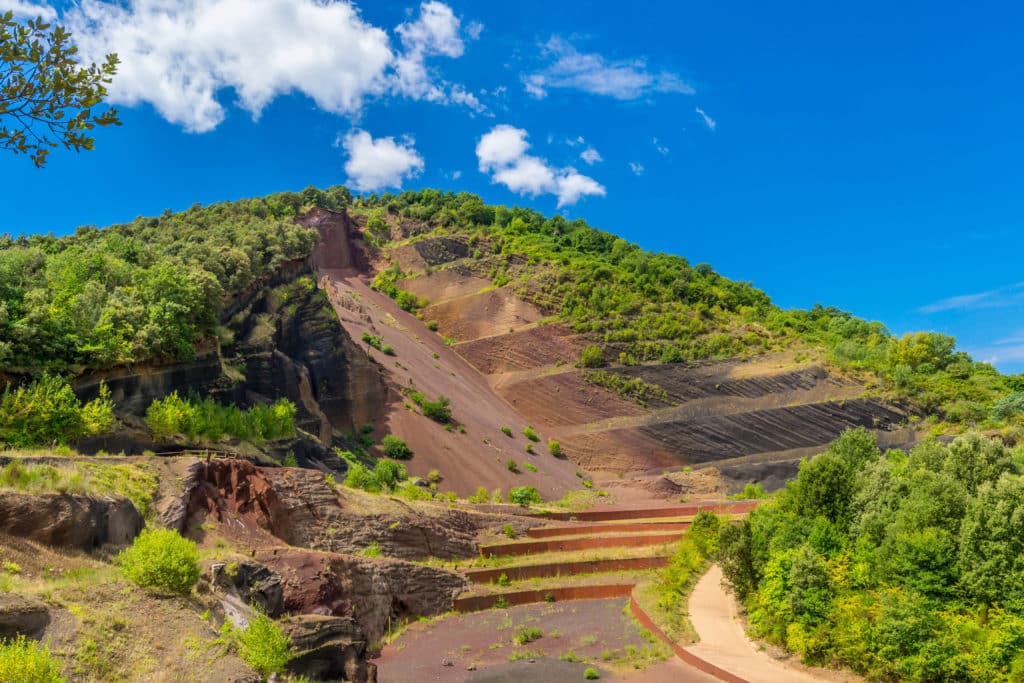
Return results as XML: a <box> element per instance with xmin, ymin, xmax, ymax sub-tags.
<box><xmin>0</xmin><ymin>460</ymin><xmax>158</xmax><ymax>518</ymax></box>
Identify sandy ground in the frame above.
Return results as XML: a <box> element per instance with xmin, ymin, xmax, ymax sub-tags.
<box><xmin>686</xmin><ymin>565</ymin><xmax>861</xmax><ymax>683</ymax></box>
<box><xmin>374</xmin><ymin>598</ymin><xmax>719</xmax><ymax>683</ymax></box>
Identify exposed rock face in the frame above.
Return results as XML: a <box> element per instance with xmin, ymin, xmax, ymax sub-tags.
<box><xmin>0</xmin><ymin>593</ymin><xmax>50</xmax><ymax>640</ymax></box>
<box><xmin>71</xmin><ymin>213</ymin><xmax>387</xmax><ymax>458</ymax></box>
<box><xmin>210</xmin><ymin>560</ymin><xmax>285</xmax><ymax>618</ymax></box>
<box><xmin>259</xmin><ymin>548</ymin><xmax>466</xmax><ymax>646</ymax></box>
<box><xmin>0</xmin><ymin>493</ymin><xmax>143</xmax><ymax>551</ymax></box>
<box><xmin>177</xmin><ymin>459</ymin><xmax>493</xmax><ymax>560</ymax></box>
<box><xmin>285</xmin><ymin>614</ymin><xmax>376</xmax><ymax>683</ymax></box>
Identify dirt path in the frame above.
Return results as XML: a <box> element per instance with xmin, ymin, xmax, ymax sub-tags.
<box><xmin>686</xmin><ymin>565</ymin><xmax>853</xmax><ymax>683</ymax></box>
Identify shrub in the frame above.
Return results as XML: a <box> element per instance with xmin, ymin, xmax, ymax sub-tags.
<box><xmin>469</xmin><ymin>486</ymin><xmax>489</xmax><ymax>503</ymax></box>
<box><xmin>579</xmin><ymin>345</ymin><xmax>605</xmax><ymax>368</ymax></box>
<box><xmin>502</xmin><ymin>523</ymin><xmax>516</xmax><ymax>538</ymax></box>
<box><xmin>0</xmin><ymin>634</ymin><xmax>65</xmax><ymax>683</ymax></box>
<box><xmin>421</xmin><ymin>396</ymin><xmax>452</xmax><ymax>423</ymax></box>
<box><xmin>523</xmin><ymin>426</ymin><xmax>539</xmax><ymax>442</ymax></box>
<box><xmin>427</xmin><ymin>321</ymin><xmax>439</xmax><ymax>331</ymax></box>
<box><xmin>361</xmin><ymin>332</ymin><xmax>384</xmax><ymax>351</ymax></box>
<box><xmin>282</xmin><ymin>451</ymin><xmax>298</xmax><ymax>467</ymax></box>
<box><xmin>728</xmin><ymin>482</ymin><xmax>768</xmax><ymax>500</ymax></box>
<box><xmin>501</xmin><ymin>426</ymin><xmax>513</xmax><ymax>437</ymax></box>
<box><xmin>506</xmin><ymin>459</ymin><xmax>519</xmax><ymax>473</ymax></box>
<box><xmin>362</xmin><ymin>541</ymin><xmax>383</xmax><ymax>557</ymax></box>
<box><xmin>548</xmin><ymin>440</ymin><xmax>562</xmax><ymax>457</ymax></box>
<box><xmin>584</xmin><ymin>667</ymin><xmax>600</xmax><ymax>680</ymax></box>
<box><xmin>0</xmin><ymin>375</ymin><xmax>113</xmax><ymax>447</ymax></box>
<box><xmin>381</xmin><ymin>435</ymin><xmax>413</xmax><ymax>459</ymax></box>
<box><xmin>118</xmin><ymin>528</ymin><xmax>200</xmax><ymax>594</ymax></box>
<box><xmin>427</xmin><ymin>469</ymin><xmax>442</xmax><ymax>483</ymax></box>
<box><xmin>523</xmin><ymin>462</ymin><xmax>538</xmax><ymax>472</ymax></box>
<box><xmin>509</xmin><ymin>486</ymin><xmax>542</xmax><ymax>506</ymax></box>
<box><xmin>515</xmin><ymin>626</ymin><xmax>542</xmax><ymax>645</ymax></box>
<box><xmin>381</xmin><ymin>345</ymin><xmax>396</xmax><ymax>356</ymax></box>
<box><xmin>145</xmin><ymin>393</ymin><xmax>295</xmax><ymax>443</ymax></box>
<box><xmin>497</xmin><ymin>573</ymin><xmax>511</xmax><ymax>587</ymax></box>
<box><xmin>525</xmin><ymin>444</ymin><xmax>535</xmax><ymax>455</ymax></box>
<box><xmin>231</xmin><ymin>612</ymin><xmax>292</xmax><ymax>676</ymax></box>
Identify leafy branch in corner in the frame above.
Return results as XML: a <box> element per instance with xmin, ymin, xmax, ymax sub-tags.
<box><xmin>0</xmin><ymin>11</ymin><xmax>120</xmax><ymax>167</ymax></box>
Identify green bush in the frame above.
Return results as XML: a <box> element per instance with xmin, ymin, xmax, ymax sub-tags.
<box><xmin>727</xmin><ymin>482</ymin><xmax>768</xmax><ymax>500</ymax></box>
<box><xmin>523</xmin><ymin>426</ymin><xmax>539</xmax><ymax>442</ymax></box>
<box><xmin>344</xmin><ymin>458</ymin><xmax>409</xmax><ymax>494</ymax></box>
<box><xmin>426</xmin><ymin>320</ymin><xmax>439</xmax><ymax>331</ymax></box>
<box><xmin>509</xmin><ymin>486</ymin><xmax>542</xmax><ymax>506</ymax></box>
<box><xmin>420</xmin><ymin>395</ymin><xmax>452</xmax><ymax>423</ymax></box>
<box><xmin>548</xmin><ymin>440</ymin><xmax>562</xmax><ymax>457</ymax></box>
<box><xmin>118</xmin><ymin>528</ymin><xmax>200</xmax><ymax>594</ymax></box>
<box><xmin>230</xmin><ymin>612</ymin><xmax>292</xmax><ymax>676</ymax></box>
<box><xmin>579</xmin><ymin>345</ymin><xmax>606</xmax><ymax>368</ymax></box>
<box><xmin>381</xmin><ymin>435</ymin><xmax>413</xmax><ymax>459</ymax></box>
<box><xmin>506</xmin><ymin>459</ymin><xmax>519</xmax><ymax>473</ymax></box>
<box><xmin>145</xmin><ymin>392</ymin><xmax>295</xmax><ymax>443</ymax></box>
<box><xmin>501</xmin><ymin>426</ymin><xmax>513</xmax><ymax>437</ymax></box>
<box><xmin>0</xmin><ymin>375</ymin><xmax>114</xmax><ymax>447</ymax></box>
<box><xmin>0</xmin><ymin>635</ymin><xmax>65</xmax><ymax>683</ymax></box>
<box><xmin>584</xmin><ymin>667</ymin><xmax>600</xmax><ymax>680</ymax></box>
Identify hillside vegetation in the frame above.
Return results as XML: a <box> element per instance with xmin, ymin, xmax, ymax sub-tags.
<box><xmin>1</xmin><ymin>186</ymin><xmax>1020</xmax><ymax>438</ymax></box>
<box><xmin>352</xmin><ymin>189</ymin><xmax>1020</xmax><ymax>433</ymax></box>
<box><xmin>718</xmin><ymin>429</ymin><xmax>1024</xmax><ymax>682</ymax></box>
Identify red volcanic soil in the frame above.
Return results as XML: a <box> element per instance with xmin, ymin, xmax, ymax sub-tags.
<box><xmin>374</xmin><ymin>598</ymin><xmax>719</xmax><ymax>683</ymax></box>
<box><xmin>455</xmin><ymin>324</ymin><xmax>584</xmax><ymax>375</ymax></box>
<box><xmin>422</xmin><ymin>287</ymin><xmax>546</xmax><ymax>342</ymax></box>
<box><xmin>319</xmin><ymin>270</ymin><xmax>583</xmax><ymax>498</ymax></box>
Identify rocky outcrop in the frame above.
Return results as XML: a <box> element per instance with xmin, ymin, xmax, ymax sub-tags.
<box><xmin>210</xmin><ymin>560</ymin><xmax>285</xmax><ymax>618</ymax></box>
<box><xmin>0</xmin><ymin>593</ymin><xmax>49</xmax><ymax>640</ymax></box>
<box><xmin>258</xmin><ymin>548</ymin><xmax>466</xmax><ymax>646</ymax></box>
<box><xmin>285</xmin><ymin>614</ymin><xmax>376</xmax><ymax>683</ymax></box>
<box><xmin>0</xmin><ymin>493</ymin><xmax>143</xmax><ymax>551</ymax></box>
<box><xmin>71</xmin><ymin>211</ymin><xmax>387</xmax><ymax>459</ymax></box>
<box><xmin>176</xmin><ymin>459</ymin><xmax>493</xmax><ymax>560</ymax></box>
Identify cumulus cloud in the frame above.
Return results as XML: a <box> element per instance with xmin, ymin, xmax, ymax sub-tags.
<box><xmin>580</xmin><ymin>147</ymin><xmax>602</xmax><ymax>165</ymax></box>
<box><xmin>696</xmin><ymin>106</ymin><xmax>716</xmax><ymax>130</ymax></box>
<box><xmin>342</xmin><ymin>129</ymin><xmax>424</xmax><ymax>192</ymax></box>
<box><xmin>61</xmin><ymin>0</ymin><xmax>481</xmax><ymax>133</ymax></box>
<box><xmin>628</xmin><ymin>162</ymin><xmax>644</xmax><ymax>176</ymax></box>
<box><xmin>1</xmin><ymin>0</ymin><xmax>56</xmax><ymax>19</ymax></box>
<box><xmin>476</xmin><ymin>124</ymin><xmax>605</xmax><ymax>207</ymax></box>
<box><xmin>524</xmin><ymin>36</ymin><xmax>693</xmax><ymax>100</ymax></box>
<box><xmin>652</xmin><ymin>137</ymin><xmax>670</xmax><ymax>155</ymax></box>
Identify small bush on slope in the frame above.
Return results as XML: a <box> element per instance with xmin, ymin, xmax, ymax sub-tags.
<box><xmin>0</xmin><ymin>635</ymin><xmax>65</xmax><ymax>683</ymax></box>
<box><xmin>118</xmin><ymin>528</ymin><xmax>200</xmax><ymax>595</ymax></box>
<box><xmin>221</xmin><ymin>612</ymin><xmax>291</xmax><ymax>676</ymax></box>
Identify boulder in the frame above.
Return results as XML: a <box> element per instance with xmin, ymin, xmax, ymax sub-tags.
<box><xmin>0</xmin><ymin>493</ymin><xmax>143</xmax><ymax>551</ymax></box>
<box><xmin>284</xmin><ymin>614</ymin><xmax>375</xmax><ymax>683</ymax></box>
<box><xmin>0</xmin><ymin>593</ymin><xmax>50</xmax><ymax>640</ymax></box>
<box><xmin>210</xmin><ymin>560</ymin><xmax>285</xmax><ymax>618</ymax></box>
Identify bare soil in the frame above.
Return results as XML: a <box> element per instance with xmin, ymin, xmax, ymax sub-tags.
<box><xmin>375</xmin><ymin>598</ymin><xmax>719</xmax><ymax>683</ymax></box>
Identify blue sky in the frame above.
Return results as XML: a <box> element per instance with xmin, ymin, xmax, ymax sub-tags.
<box><xmin>2</xmin><ymin>0</ymin><xmax>1023</xmax><ymax>373</ymax></box>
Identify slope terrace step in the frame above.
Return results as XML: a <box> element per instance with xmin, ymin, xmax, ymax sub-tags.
<box><xmin>466</xmin><ymin>555</ymin><xmax>670</xmax><ymax>584</ymax></box>
<box><xmin>533</xmin><ymin>499</ymin><xmax>759</xmax><ymax>522</ymax></box>
<box><xmin>525</xmin><ymin>520</ymin><xmax>691</xmax><ymax>538</ymax></box>
<box><xmin>480</xmin><ymin>532</ymin><xmax>683</xmax><ymax>557</ymax></box>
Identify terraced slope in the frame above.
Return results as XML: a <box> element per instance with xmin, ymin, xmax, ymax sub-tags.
<box><xmin>378</xmin><ymin>235</ymin><xmax>917</xmax><ymax>485</ymax></box>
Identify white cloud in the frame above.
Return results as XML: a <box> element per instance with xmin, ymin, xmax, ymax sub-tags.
<box><xmin>342</xmin><ymin>129</ymin><xmax>424</xmax><ymax>192</ymax></box>
<box><xmin>580</xmin><ymin>147</ymin><xmax>602</xmax><ymax>165</ymax></box>
<box><xmin>451</xmin><ymin>170</ymin><xmax>462</xmax><ymax>179</ymax></box>
<box><xmin>476</xmin><ymin>124</ymin><xmax>605</xmax><ymax>207</ymax></box>
<box><xmin>628</xmin><ymin>162</ymin><xmax>644</xmax><ymax>176</ymax></box>
<box><xmin>652</xmin><ymin>137</ymin><xmax>670</xmax><ymax>155</ymax></box>
<box><xmin>1</xmin><ymin>0</ymin><xmax>56</xmax><ymax>20</ymax></box>
<box><xmin>524</xmin><ymin>36</ymin><xmax>693</xmax><ymax>100</ymax></box>
<box><xmin>62</xmin><ymin>0</ymin><xmax>480</xmax><ymax>133</ymax></box>
<box><xmin>465</xmin><ymin>20</ymin><xmax>484</xmax><ymax>40</ymax></box>
<box><xmin>918</xmin><ymin>282</ymin><xmax>1024</xmax><ymax>314</ymax></box>
<box><xmin>696</xmin><ymin>106</ymin><xmax>716</xmax><ymax>130</ymax></box>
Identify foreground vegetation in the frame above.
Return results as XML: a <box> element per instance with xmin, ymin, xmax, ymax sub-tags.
<box><xmin>718</xmin><ymin>429</ymin><xmax>1024</xmax><ymax>682</ymax></box>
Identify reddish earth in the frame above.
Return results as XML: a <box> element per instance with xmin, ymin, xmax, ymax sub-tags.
<box><xmin>374</xmin><ymin>598</ymin><xmax>720</xmax><ymax>683</ymax></box>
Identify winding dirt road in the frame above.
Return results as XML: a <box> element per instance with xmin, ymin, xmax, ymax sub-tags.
<box><xmin>686</xmin><ymin>565</ymin><xmax>845</xmax><ymax>683</ymax></box>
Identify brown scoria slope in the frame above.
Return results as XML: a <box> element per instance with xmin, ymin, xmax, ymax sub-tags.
<box><xmin>331</xmin><ymin>213</ymin><xmax>920</xmax><ymax>491</ymax></box>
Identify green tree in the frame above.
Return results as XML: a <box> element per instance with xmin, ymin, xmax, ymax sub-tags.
<box><xmin>958</xmin><ymin>474</ymin><xmax>1024</xmax><ymax>608</ymax></box>
<box><xmin>1</xmin><ymin>12</ymin><xmax>120</xmax><ymax>167</ymax></box>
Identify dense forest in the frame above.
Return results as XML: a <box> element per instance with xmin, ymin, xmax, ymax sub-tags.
<box><xmin>1</xmin><ymin>185</ymin><xmax>1021</xmax><ymax>435</ymax></box>
<box><xmin>717</xmin><ymin>429</ymin><xmax>1024</xmax><ymax>682</ymax></box>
